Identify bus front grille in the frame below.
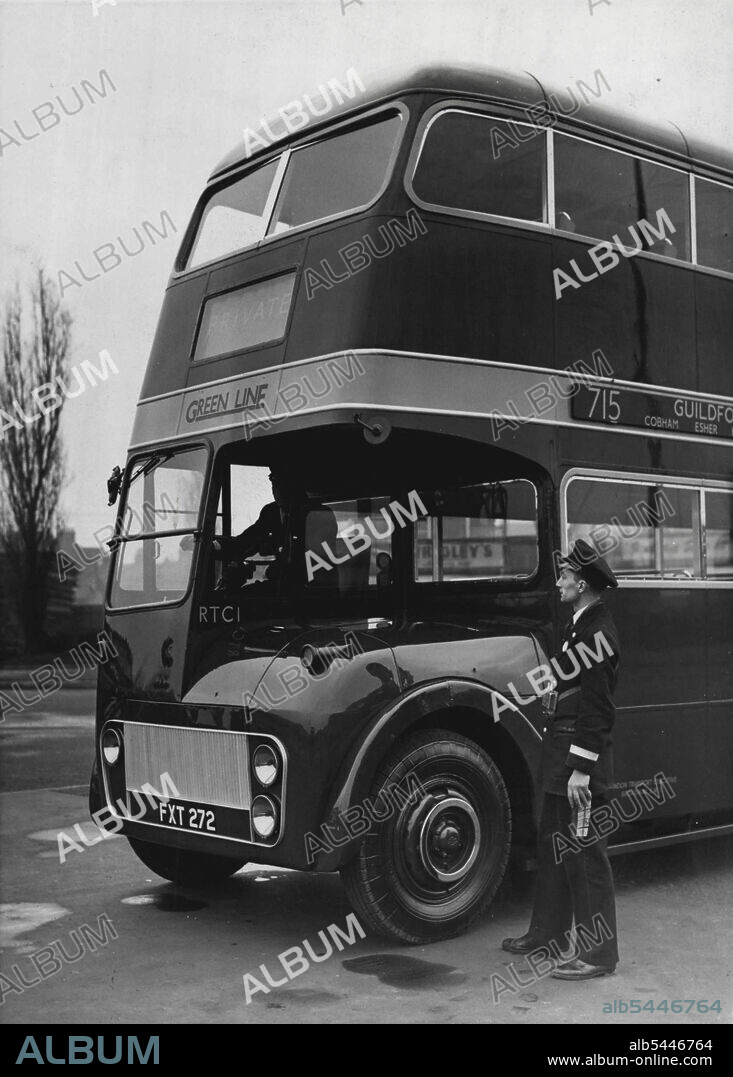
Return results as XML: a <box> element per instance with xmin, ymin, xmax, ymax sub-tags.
<box><xmin>123</xmin><ymin>722</ymin><xmax>251</xmax><ymax>809</ymax></box>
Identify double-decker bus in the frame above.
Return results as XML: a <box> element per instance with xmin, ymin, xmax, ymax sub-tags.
<box><xmin>90</xmin><ymin>66</ymin><xmax>733</xmax><ymax>943</ymax></box>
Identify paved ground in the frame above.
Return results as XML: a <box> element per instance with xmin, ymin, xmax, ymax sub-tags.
<box><xmin>1</xmin><ymin>687</ymin><xmax>731</xmax><ymax>1026</ymax></box>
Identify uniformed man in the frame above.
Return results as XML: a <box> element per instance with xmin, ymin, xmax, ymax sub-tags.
<box><xmin>213</xmin><ymin>471</ymin><xmax>340</xmax><ymax>590</ymax></box>
<box><xmin>212</xmin><ymin>471</ymin><xmax>298</xmax><ymax>589</ymax></box>
<box><xmin>502</xmin><ymin>539</ymin><xmax>621</xmax><ymax>980</ymax></box>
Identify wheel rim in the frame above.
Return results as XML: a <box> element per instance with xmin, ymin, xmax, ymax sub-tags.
<box><xmin>388</xmin><ymin>763</ymin><xmax>507</xmax><ymax>919</ymax></box>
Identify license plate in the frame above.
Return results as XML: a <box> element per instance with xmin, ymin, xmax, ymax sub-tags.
<box><xmin>136</xmin><ymin>795</ymin><xmax>217</xmax><ymax>834</ymax></box>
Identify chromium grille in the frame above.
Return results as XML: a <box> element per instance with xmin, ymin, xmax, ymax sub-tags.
<box><xmin>123</xmin><ymin>722</ymin><xmax>251</xmax><ymax>809</ymax></box>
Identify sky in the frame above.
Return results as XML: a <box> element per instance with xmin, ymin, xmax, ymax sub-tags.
<box><xmin>1</xmin><ymin>0</ymin><xmax>731</xmax><ymax>542</ymax></box>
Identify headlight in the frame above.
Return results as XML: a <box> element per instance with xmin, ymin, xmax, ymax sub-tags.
<box><xmin>301</xmin><ymin>643</ymin><xmax>329</xmax><ymax>676</ymax></box>
<box><xmin>253</xmin><ymin>744</ymin><xmax>278</xmax><ymax>787</ymax></box>
<box><xmin>102</xmin><ymin>727</ymin><xmax>121</xmax><ymax>766</ymax></box>
<box><xmin>301</xmin><ymin>644</ymin><xmax>317</xmax><ymax>671</ymax></box>
<box><xmin>251</xmin><ymin>795</ymin><xmax>278</xmax><ymax>839</ymax></box>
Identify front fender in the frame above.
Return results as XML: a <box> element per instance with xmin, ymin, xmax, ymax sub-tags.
<box><xmin>311</xmin><ymin>677</ymin><xmax>542</xmax><ymax>871</ymax></box>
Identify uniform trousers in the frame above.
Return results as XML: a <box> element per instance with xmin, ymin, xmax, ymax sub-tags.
<box><xmin>528</xmin><ymin>792</ymin><xmax>619</xmax><ymax>969</ymax></box>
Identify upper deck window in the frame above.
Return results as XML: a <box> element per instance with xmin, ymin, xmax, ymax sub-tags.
<box><xmin>695</xmin><ymin>177</ymin><xmax>733</xmax><ymax>273</ymax></box>
<box><xmin>185</xmin><ymin>111</ymin><xmax>402</xmax><ymax>269</ymax></box>
<box><xmin>408</xmin><ymin>106</ymin><xmax>733</xmax><ymax>277</ymax></box>
<box><xmin>267</xmin><ymin>113</ymin><xmax>402</xmax><ymax>235</ymax></box>
<box><xmin>188</xmin><ymin>158</ymin><xmax>280</xmax><ymax>270</ymax></box>
<box><xmin>553</xmin><ymin>135</ymin><xmax>690</xmax><ymax>259</ymax></box>
<box><xmin>412</xmin><ymin>111</ymin><xmax>545</xmax><ymax>223</ymax></box>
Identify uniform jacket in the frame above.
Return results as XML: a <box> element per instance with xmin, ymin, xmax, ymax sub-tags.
<box><xmin>232</xmin><ymin>502</ymin><xmax>284</xmax><ymax>558</ymax></box>
<box><xmin>540</xmin><ymin>600</ymin><xmax>621</xmax><ymax>798</ymax></box>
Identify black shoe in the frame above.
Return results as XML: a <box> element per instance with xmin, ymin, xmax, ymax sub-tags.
<box><xmin>551</xmin><ymin>958</ymin><xmax>616</xmax><ymax>980</ymax></box>
<box><xmin>501</xmin><ymin>934</ymin><xmax>547</xmax><ymax>955</ymax></box>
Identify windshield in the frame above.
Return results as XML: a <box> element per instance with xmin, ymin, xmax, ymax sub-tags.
<box><xmin>267</xmin><ymin>114</ymin><xmax>402</xmax><ymax>235</ymax></box>
<box><xmin>185</xmin><ymin>110</ymin><xmax>402</xmax><ymax>269</ymax></box>
<box><xmin>188</xmin><ymin>158</ymin><xmax>281</xmax><ymax>269</ymax></box>
<box><xmin>109</xmin><ymin>447</ymin><xmax>207</xmax><ymax>608</ymax></box>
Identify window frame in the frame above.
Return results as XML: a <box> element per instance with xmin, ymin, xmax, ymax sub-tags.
<box><xmin>550</xmin><ymin>128</ymin><xmax>692</xmax><ymax>263</ymax></box>
<box><xmin>405</xmin><ymin>100</ymin><xmax>733</xmax><ymax>282</ymax></box>
<box><xmin>106</xmin><ymin>441</ymin><xmax>212</xmax><ymax>612</ymax></box>
<box><xmin>411</xmin><ymin>477</ymin><xmax>541</xmax><ymax>588</ymax></box>
<box><xmin>407</xmin><ymin>105</ymin><xmax>550</xmax><ymax>229</ymax></box>
<box><xmin>303</xmin><ymin>493</ymin><xmax>400</xmax><ymax>597</ymax></box>
<box><xmin>186</xmin><ymin>154</ymin><xmax>288</xmax><ymax>272</ymax></box>
<box><xmin>177</xmin><ymin>102</ymin><xmax>409</xmax><ymax>275</ymax></box>
<box><xmin>203</xmin><ymin>464</ymin><xmax>403</xmax><ymax>608</ymax></box>
<box><xmin>560</xmin><ymin>468</ymin><xmax>733</xmax><ymax>588</ymax></box>
<box><xmin>691</xmin><ymin>173</ymin><xmax>733</xmax><ymax>274</ymax></box>
<box><xmin>701</xmin><ymin>487</ymin><xmax>733</xmax><ymax>580</ymax></box>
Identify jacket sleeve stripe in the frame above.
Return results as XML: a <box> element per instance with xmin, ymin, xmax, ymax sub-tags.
<box><xmin>569</xmin><ymin>744</ymin><xmax>599</xmax><ymax>762</ymax></box>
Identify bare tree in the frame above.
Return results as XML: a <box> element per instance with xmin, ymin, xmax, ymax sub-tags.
<box><xmin>0</xmin><ymin>269</ymin><xmax>71</xmax><ymax>652</ymax></box>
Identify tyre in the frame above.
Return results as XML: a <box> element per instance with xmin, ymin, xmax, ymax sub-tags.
<box><xmin>340</xmin><ymin>729</ymin><xmax>511</xmax><ymax>944</ymax></box>
<box><xmin>127</xmin><ymin>836</ymin><xmax>247</xmax><ymax>886</ymax></box>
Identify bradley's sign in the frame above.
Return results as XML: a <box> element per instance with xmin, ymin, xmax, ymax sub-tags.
<box><xmin>184</xmin><ymin>381</ymin><xmax>269</xmax><ymax>424</ymax></box>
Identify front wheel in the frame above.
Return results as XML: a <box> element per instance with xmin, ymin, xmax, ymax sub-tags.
<box><xmin>127</xmin><ymin>836</ymin><xmax>247</xmax><ymax>886</ymax></box>
<box><xmin>340</xmin><ymin>729</ymin><xmax>511</xmax><ymax>943</ymax></box>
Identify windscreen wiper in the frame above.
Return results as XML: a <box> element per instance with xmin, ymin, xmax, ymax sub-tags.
<box><xmin>128</xmin><ymin>451</ymin><xmax>175</xmax><ymax>487</ymax></box>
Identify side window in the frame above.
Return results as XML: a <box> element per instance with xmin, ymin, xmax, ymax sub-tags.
<box><xmin>304</xmin><ymin>496</ymin><xmax>396</xmax><ymax>593</ymax></box>
<box><xmin>412</xmin><ymin>111</ymin><xmax>546</xmax><ymax>223</ymax></box>
<box><xmin>658</xmin><ymin>487</ymin><xmax>701</xmax><ymax>576</ymax></box>
<box><xmin>215</xmin><ymin>465</ymin><xmax>278</xmax><ymax>588</ymax></box>
<box><xmin>218</xmin><ymin>465</ymin><xmax>274</xmax><ymax>537</ymax></box>
<box><xmin>553</xmin><ymin>135</ymin><xmax>690</xmax><ymax>259</ymax></box>
<box><xmin>704</xmin><ymin>490</ymin><xmax>733</xmax><ymax>577</ymax></box>
<box><xmin>695</xmin><ymin>177</ymin><xmax>733</xmax><ymax>273</ymax></box>
<box><xmin>414</xmin><ymin>480</ymin><xmax>539</xmax><ymax>583</ymax></box>
<box><xmin>565</xmin><ymin>478</ymin><xmax>702</xmax><ymax>579</ymax></box>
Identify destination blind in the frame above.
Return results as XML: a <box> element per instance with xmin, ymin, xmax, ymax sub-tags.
<box><xmin>571</xmin><ymin>385</ymin><xmax>733</xmax><ymax>439</ymax></box>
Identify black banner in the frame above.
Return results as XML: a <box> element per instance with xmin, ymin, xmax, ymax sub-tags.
<box><xmin>571</xmin><ymin>385</ymin><xmax>733</xmax><ymax>439</ymax></box>
<box><xmin>0</xmin><ymin>1022</ymin><xmax>729</xmax><ymax>1063</ymax></box>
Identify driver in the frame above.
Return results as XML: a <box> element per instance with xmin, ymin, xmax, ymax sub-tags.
<box><xmin>213</xmin><ymin>471</ymin><xmax>299</xmax><ymax>585</ymax></box>
<box><xmin>214</xmin><ymin>470</ymin><xmax>344</xmax><ymax>590</ymax></box>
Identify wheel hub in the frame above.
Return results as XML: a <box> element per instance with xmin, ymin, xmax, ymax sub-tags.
<box><xmin>432</xmin><ymin>822</ymin><xmax>461</xmax><ymax>853</ymax></box>
<box><xmin>418</xmin><ymin>796</ymin><xmax>480</xmax><ymax>883</ymax></box>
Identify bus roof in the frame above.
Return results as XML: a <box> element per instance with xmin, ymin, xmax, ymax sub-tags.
<box><xmin>211</xmin><ymin>64</ymin><xmax>733</xmax><ymax>183</ymax></box>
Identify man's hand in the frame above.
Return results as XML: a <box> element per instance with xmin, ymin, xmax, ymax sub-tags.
<box><xmin>567</xmin><ymin>769</ymin><xmax>591</xmax><ymax>809</ymax></box>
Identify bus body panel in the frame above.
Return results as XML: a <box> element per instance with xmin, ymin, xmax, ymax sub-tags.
<box><xmin>138</xmin><ymin>215</ymin><xmax>733</xmax><ymax>407</ymax></box>
<box><xmin>310</xmin><ymin>676</ymin><xmax>545</xmax><ymax>873</ymax></box>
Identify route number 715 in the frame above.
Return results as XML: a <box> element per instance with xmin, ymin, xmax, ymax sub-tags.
<box><xmin>588</xmin><ymin>388</ymin><xmax>621</xmax><ymax>423</ymax></box>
